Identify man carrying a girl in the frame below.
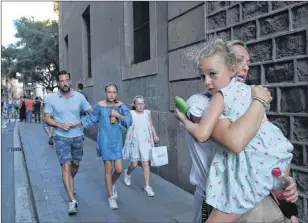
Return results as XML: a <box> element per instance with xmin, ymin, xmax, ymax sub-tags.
<box><xmin>176</xmin><ymin>39</ymin><xmax>298</xmax><ymax>222</ymax></box>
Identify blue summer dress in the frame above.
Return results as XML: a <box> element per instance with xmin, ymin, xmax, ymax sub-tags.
<box><xmin>82</xmin><ymin>103</ymin><xmax>132</xmax><ymax>160</ymax></box>
<box><xmin>205</xmin><ymin>78</ymin><xmax>293</xmax><ymax>214</ymax></box>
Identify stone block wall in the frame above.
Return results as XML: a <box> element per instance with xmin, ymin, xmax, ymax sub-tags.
<box><xmin>59</xmin><ymin>1</ymin><xmax>308</xmax><ymax>221</ymax></box>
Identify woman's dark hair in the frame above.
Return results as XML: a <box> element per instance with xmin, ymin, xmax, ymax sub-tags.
<box><xmin>105</xmin><ymin>82</ymin><xmax>118</xmax><ymax>103</ymax></box>
<box><xmin>77</xmin><ymin>83</ymin><xmax>84</xmax><ymax>90</ymax></box>
<box><xmin>35</xmin><ymin>97</ymin><xmax>38</xmax><ymax>100</ymax></box>
<box><xmin>131</xmin><ymin>105</ymin><xmax>136</xmax><ymax>110</ymax></box>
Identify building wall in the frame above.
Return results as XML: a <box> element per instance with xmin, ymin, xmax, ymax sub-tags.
<box><xmin>1</xmin><ymin>76</ymin><xmax>24</xmax><ymax>99</ymax></box>
<box><xmin>59</xmin><ymin>2</ymin><xmax>308</xmax><ymax>221</ymax></box>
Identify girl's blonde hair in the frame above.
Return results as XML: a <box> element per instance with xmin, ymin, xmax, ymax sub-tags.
<box><xmin>187</xmin><ymin>38</ymin><xmax>237</xmax><ymax>75</ymax></box>
<box><xmin>131</xmin><ymin>95</ymin><xmax>145</xmax><ymax>110</ymax></box>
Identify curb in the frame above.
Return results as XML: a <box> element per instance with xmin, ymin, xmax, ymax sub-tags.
<box><xmin>14</xmin><ymin>121</ymin><xmax>39</xmax><ymax>223</ymax></box>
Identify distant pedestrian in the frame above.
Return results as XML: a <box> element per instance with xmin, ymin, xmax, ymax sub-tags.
<box><xmin>19</xmin><ymin>96</ymin><xmax>26</xmax><ymax>122</ymax></box>
<box><xmin>12</xmin><ymin>97</ymin><xmax>20</xmax><ymax>119</ymax></box>
<box><xmin>123</xmin><ymin>95</ymin><xmax>159</xmax><ymax>197</ymax></box>
<box><xmin>34</xmin><ymin>97</ymin><xmax>42</xmax><ymax>123</ymax></box>
<box><xmin>25</xmin><ymin>96</ymin><xmax>35</xmax><ymax>122</ymax></box>
<box><xmin>42</xmin><ymin>93</ymin><xmax>54</xmax><ymax>145</ymax></box>
<box><xmin>77</xmin><ymin>83</ymin><xmax>88</xmax><ymax>101</ymax></box>
<box><xmin>4</xmin><ymin>97</ymin><xmax>13</xmax><ymax>122</ymax></box>
<box><xmin>44</xmin><ymin>70</ymin><xmax>92</xmax><ymax>215</ymax></box>
<box><xmin>82</xmin><ymin>83</ymin><xmax>132</xmax><ymax>210</ymax></box>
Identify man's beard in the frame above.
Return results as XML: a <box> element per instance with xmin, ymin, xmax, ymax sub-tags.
<box><xmin>60</xmin><ymin>85</ymin><xmax>71</xmax><ymax>93</ymax></box>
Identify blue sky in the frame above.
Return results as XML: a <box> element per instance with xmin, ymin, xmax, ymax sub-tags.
<box><xmin>2</xmin><ymin>2</ymin><xmax>56</xmax><ymax>47</ymax></box>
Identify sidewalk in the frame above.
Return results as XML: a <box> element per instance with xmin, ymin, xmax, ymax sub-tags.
<box><xmin>19</xmin><ymin>122</ymin><xmax>194</xmax><ymax>223</ymax></box>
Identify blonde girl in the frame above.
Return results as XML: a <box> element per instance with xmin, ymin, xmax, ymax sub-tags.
<box><xmin>123</xmin><ymin>95</ymin><xmax>159</xmax><ymax>197</ymax></box>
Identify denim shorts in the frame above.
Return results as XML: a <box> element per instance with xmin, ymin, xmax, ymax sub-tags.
<box><xmin>54</xmin><ymin>135</ymin><xmax>84</xmax><ymax>165</ymax></box>
<box><xmin>43</xmin><ymin>122</ymin><xmax>52</xmax><ymax>128</ymax></box>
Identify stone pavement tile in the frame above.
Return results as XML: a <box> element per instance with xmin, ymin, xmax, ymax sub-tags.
<box><xmin>34</xmin><ymin>200</ymin><xmax>56</xmax><ymax>216</ymax></box>
<box><xmin>19</xmin><ymin>122</ymin><xmax>194</xmax><ymax>222</ymax></box>
<box><xmin>39</xmin><ymin>213</ymin><xmax>60</xmax><ymax>223</ymax></box>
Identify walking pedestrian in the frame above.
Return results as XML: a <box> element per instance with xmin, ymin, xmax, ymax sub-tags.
<box><xmin>34</xmin><ymin>97</ymin><xmax>42</xmax><ymax>123</ymax></box>
<box><xmin>76</xmin><ymin>83</ymin><xmax>88</xmax><ymax>101</ymax></box>
<box><xmin>123</xmin><ymin>95</ymin><xmax>159</xmax><ymax>197</ymax></box>
<box><xmin>19</xmin><ymin>96</ymin><xmax>26</xmax><ymax>122</ymax></box>
<box><xmin>44</xmin><ymin>70</ymin><xmax>92</xmax><ymax>215</ymax></box>
<box><xmin>4</xmin><ymin>97</ymin><xmax>13</xmax><ymax>122</ymax></box>
<box><xmin>43</xmin><ymin>93</ymin><xmax>54</xmax><ymax>145</ymax></box>
<box><xmin>25</xmin><ymin>96</ymin><xmax>35</xmax><ymax>122</ymax></box>
<box><xmin>82</xmin><ymin>82</ymin><xmax>132</xmax><ymax>210</ymax></box>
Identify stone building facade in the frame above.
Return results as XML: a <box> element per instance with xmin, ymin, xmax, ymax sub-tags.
<box><xmin>58</xmin><ymin>2</ymin><xmax>308</xmax><ymax>221</ymax></box>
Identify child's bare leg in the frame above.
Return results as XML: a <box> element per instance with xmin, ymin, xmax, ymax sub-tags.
<box><xmin>206</xmin><ymin>208</ymin><xmax>242</xmax><ymax>223</ymax></box>
<box><xmin>142</xmin><ymin>161</ymin><xmax>150</xmax><ymax>186</ymax></box>
<box><xmin>291</xmin><ymin>216</ymin><xmax>299</xmax><ymax>223</ymax></box>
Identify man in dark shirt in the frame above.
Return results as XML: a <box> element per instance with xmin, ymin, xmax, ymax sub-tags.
<box><xmin>77</xmin><ymin>83</ymin><xmax>88</xmax><ymax>101</ymax></box>
<box><xmin>34</xmin><ymin>96</ymin><xmax>42</xmax><ymax>123</ymax></box>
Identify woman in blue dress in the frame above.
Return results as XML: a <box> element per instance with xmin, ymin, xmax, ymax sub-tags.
<box><xmin>82</xmin><ymin>83</ymin><xmax>132</xmax><ymax>210</ymax></box>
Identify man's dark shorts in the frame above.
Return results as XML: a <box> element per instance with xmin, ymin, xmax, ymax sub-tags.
<box><xmin>54</xmin><ymin>135</ymin><xmax>84</xmax><ymax>165</ymax></box>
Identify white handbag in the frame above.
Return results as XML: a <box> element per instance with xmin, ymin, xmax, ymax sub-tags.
<box><xmin>150</xmin><ymin>144</ymin><xmax>169</xmax><ymax>167</ymax></box>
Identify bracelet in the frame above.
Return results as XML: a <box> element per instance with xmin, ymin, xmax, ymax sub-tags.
<box><xmin>252</xmin><ymin>96</ymin><xmax>269</xmax><ymax>109</ymax></box>
<box><xmin>253</xmin><ymin>96</ymin><xmax>268</xmax><ymax>105</ymax></box>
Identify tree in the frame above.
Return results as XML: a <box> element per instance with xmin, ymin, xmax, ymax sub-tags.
<box><xmin>53</xmin><ymin>1</ymin><xmax>59</xmax><ymax>17</ymax></box>
<box><xmin>1</xmin><ymin>45</ymin><xmax>18</xmax><ymax>79</ymax></box>
<box><xmin>2</xmin><ymin>17</ymin><xmax>59</xmax><ymax>91</ymax></box>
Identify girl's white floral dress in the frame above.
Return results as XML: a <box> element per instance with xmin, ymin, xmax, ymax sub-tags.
<box><xmin>205</xmin><ymin>78</ymin><xmax>294</xmax><ymax>214</ymax></box>
<box><xmin>123</xmin><ymin>109</ymin><xmax>154</xmax><ymax>162</ymax></box>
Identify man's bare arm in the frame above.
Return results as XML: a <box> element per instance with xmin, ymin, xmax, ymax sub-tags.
<box><xmin>211</xmin><ymin>85</ymin><xmax>272</xmax><ymax>154</ymax></box>
<box><xmin>44</xmin><ymin>113</ymin><xmax>71</xmax><ymax>130</ymax></box>
<box><xmin>211</xmin><ymin>100</ymin><xmax>265</xmax><ymax>154</ymax></box>
<box><xmin>44</xmin><ymin>113</ymin><xmax>59</xmax><ymax>127</ymax></box>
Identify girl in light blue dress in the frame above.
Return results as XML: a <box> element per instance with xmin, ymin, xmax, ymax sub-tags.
<box><xmin>82</xmin><ymin>83</ymin><xmax>132</xmax><ymax>210</ymax></box>
<box><xmin>175</xmin><ymin>39</ymin><xmax>294</xmax><ymax>222</ymax></box>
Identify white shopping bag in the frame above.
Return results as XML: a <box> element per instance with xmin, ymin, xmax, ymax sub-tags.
<box><xmin>150</xmin><ymin>145</ymin><xmax>169</xmax><ymax>167</ymax></box>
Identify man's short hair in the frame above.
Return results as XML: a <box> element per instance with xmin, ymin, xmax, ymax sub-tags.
<box><xmin>227</xmin><ymin>40</ymin><xmax>246</xmax><ymax>48</ymax></box>
<box><xmin>56</xmin><ymin>70</ymin><xmax>71</xmax><ymax>81</ymax></box>
<box><xmin>77</xmin><ymin>83</ymin><xmax>84</xmax><ymax>90</ymax></box>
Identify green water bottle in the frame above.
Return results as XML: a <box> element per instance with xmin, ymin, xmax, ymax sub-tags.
<box><xmin>174</xmin><ymin>96</ymin><xmax>189</xmax><ymax>114</ymax></box>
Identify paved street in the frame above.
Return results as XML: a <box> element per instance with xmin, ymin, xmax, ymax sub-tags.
<box><xmin>19</xmin><ymin>122</ymin><xmax>194</xmax><ymax>222</ymax></box>
<box><xmin>1</xmin><ymin>120</ymin><xmax>16</xmax><ymax>223</ymax></box>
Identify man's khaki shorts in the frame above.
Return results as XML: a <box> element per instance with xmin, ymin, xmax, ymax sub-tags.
<box><xmin>194</xmin><ymin>192</ymin><xmax>291</xmax><ymax>223</ymax></box>
<box><xmin>238</xmin><ymin>196</ymin><xmax>291</xmax><ymax>223</ymax></box>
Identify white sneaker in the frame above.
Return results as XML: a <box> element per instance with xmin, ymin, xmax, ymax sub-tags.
<box><xmin>108</xmin><ymin>196</ymin><xmax>118</xmax><ymax>210</ymax></box>
<box><xmin>124</xmin><ymin>169</ymin><xmax>131</xmax><ymax>186</ymax></box>
<box><xmin>144</xmin><ymin>186</ymin><xmax>155</xmax><ymax>197</ymax></box>
<box><xmin>68</xmin><ymin>200</ymin><xmax>78</xmax><ymax>215</ymax></box>
<box><xmin>112</xmin><ymin>185</ymin><xmax>118</xmax><ymax>199</ymax></box>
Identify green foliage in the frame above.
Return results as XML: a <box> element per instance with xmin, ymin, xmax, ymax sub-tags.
<box><xmin>1</xmin><ymin>45</ymin><xmax>18</xmax><ymax>79</ymax></box>
<box><xmin>53</xmin><ymin>1</ymin><xmax>59</xmax><ymax>16</ymax></box>
<box><xmin>1</xmin><ymin>17</ymin><xmax>59</xmax><ymax>90</ymax></box>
